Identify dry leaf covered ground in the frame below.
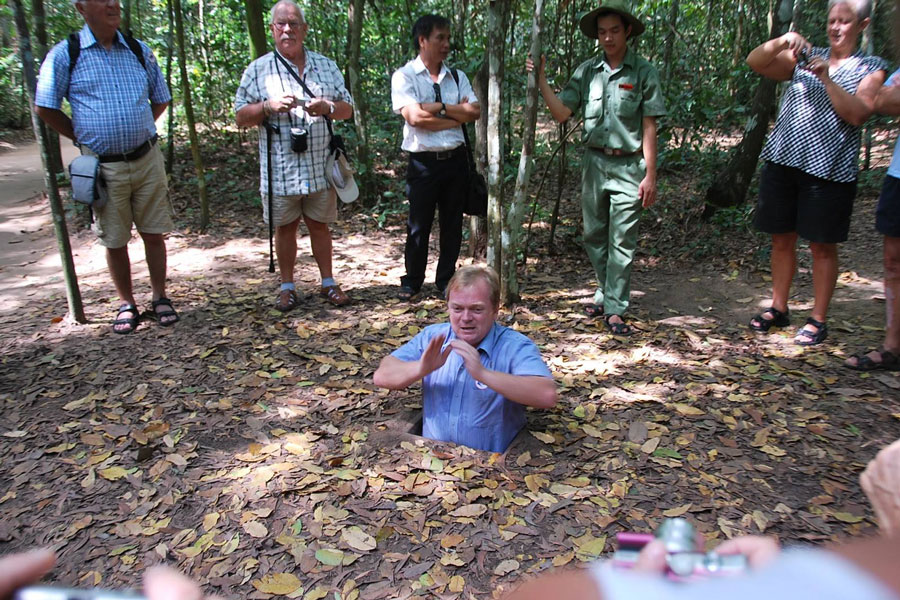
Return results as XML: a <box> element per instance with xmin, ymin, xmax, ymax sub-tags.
<box><xmin>2</xmin><ymin>137</ymin><xmax>900</xmax><ymax>600</ymax></box>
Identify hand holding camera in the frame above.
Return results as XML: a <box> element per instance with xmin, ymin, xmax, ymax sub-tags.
<box><xmin>267</xmin><ymin>93</ymin><xmax>298</xmax><ymax>114</ymax></box>
<box><xmin>613</xmin><ymin>518</ymin><xmax>779</xmax><ymax>581</ymax></box>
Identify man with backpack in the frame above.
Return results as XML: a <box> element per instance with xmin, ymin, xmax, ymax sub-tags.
<box><xmin>35</xmin><ymin>0</ymin><xmax>175</xmax><ymax>334</ymax></box>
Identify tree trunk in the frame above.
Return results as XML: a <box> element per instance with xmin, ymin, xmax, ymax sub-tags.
<box><xmin>245</xmin><ymin>0</ymin><xmax>268</xmax><ymax>61</ymax></box>
<box><xmin>122</xmin><ymin>0</ymin><xmax>132</xmax><ymax>34</ymax></box>
<box><xmin>347</xmin><ymin>0</ymin><xmax>374</xmax><ymax>203</ymax></box>
<box><xmin>661</xmin><ymin>0</ymin><xmax>680</xmax><ymax>92</ymax></box>
<box><xmin>30</xmin><ymin>0</ymin><xmax>63</xmax><ymax>176</ymax></box>
<box><xmin>11</xmin><ymin>0</ymin><xmax>85</xmax><ymax>323</ymax></box>
<box><xmin>469</xmin><ymin>61</ymin><xmax>488</xmax><ymax>259</ymax></box>
<box><xmin>173</xmin><ymin>0</ymin><xmax>209</xmax><ymax>230</ymax></box>
<box><xmin>485</xmin><ymin>0</ymin><xmax>508</xmax><ymax>273</ymax></box>
<box><xmin>861</xmin><ymin>0</ymin><xmax>878</xmax><ymax>171</ymax></box>
<box><xmin>165</xmin><ymin>0</ymin><xmax>175</xmax><ymax>175</ymax></box>
<box><xmin>703</xmin><ymin>0</ymin><xmax>794</xmax><ymax>212</ymax></box>
<box><xmin>453</xmin><ymin>0</ymin><xmax>469</xmax><ymax>55</ymax></box>
<box><xmin>501</xmin><ymin>0</ymin><xmax>542</xmax><ymax>305</ymax></box>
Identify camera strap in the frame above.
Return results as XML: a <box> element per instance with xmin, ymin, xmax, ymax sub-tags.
<box><xmin>274</xmin><ymin>51</ymin><xmax>335</xmax><ymax>141</ymax></box>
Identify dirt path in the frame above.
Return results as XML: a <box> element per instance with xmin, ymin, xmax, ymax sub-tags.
<box><xmin>0</xmin><ymin>140</ymin><xmax>83</xmax><ymax>312</ymax></box>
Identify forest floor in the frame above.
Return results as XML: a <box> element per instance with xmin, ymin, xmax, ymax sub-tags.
<box><xmin>1</xmin><ymin>132</ymin><xmax>900</xmax><ymax>600</ymax></box>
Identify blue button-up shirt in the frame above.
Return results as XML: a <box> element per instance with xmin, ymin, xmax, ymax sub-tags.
<box><xmin>392</xmin><ymin>322</ymin><xmax>553</xmax><ymax>453</ymax></box>
<box><xmin>35</xmin><ymin>25</ymin><xmax>171</xmax><ymax>155</ymax></box>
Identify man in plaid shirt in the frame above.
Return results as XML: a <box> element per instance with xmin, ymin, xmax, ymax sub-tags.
<box><xmin>235</xmin><ymin>0</ymin><xmax>355</xmax><ymax>312</ymax></box>
<box><xmin>35</xmin><ymin>0</ymin><xmax>176</xmax><ymax>334</ymax></box>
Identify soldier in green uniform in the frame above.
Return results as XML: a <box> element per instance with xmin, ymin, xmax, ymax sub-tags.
<box><xmin>528</xmin><ymin>0</ymin><xmax>666</xmax><ymax>335</ymax></box>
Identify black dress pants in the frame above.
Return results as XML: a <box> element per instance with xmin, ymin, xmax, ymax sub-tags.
<box><xmin>402</xmin><ymin>151</ymin><xmax>467</xmax><ymax>292</ymax></box>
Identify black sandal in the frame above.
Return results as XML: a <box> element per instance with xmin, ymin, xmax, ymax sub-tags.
<box><xmin>604</xmin><ymin>314</ymin><xmax>632</xmax><ymax>336</ymax></box>
<box><xmin>151</xmin><ymin>297</ymin><xmax>180</xmax><ymax>326</ymax></box>
<box><xmin>397</xmin><ymin>286</ymin><xmax>419</xmax><ymax>302</ymax></box>
<box><xmin>794</xmin><ymin>317</ymin><xmax>827</xmax><ymax>346</ymax></box>
<box><xmin>112</xmin><ymin>304</ymin><xmax>139</xmax><ymax>334</ymax></box>
<box><xmin>845</xmin><ymin>348</ymin><xmax>900</xmax><ymax>371</ymax></box>
<box><xmin>749</xmin><ymin>307</ymin><xmax>790</xmax><ymax>332</ymax></box>
<box><xmin>584</xmin><ymin>304</ymin><xmax>604</xmax><ymax>319</ymax></box>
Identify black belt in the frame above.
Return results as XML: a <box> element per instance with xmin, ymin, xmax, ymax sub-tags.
<box><xmin>590</xmin><ymin>146</ymin><xmax>642</xmax><ymax>157</ymax></box>
<box><xmin>409</xmin><ymin>146</ymin><xmax>465</xmax><ymax>161</ymax></box>
<box><xmin>98</xmin><ymin>136</ymin><xmax>158</xmax><ymax>163</ymax></box>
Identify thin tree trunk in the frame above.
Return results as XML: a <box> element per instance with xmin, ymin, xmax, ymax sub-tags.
<box><xmin>470</xmin><ymin>61</ymin><xmax>489</xmax><ymax>258</ymax></box>
<box><xmin>704</xmin><ymin>0</ymin><xmax>794</xmax><ymax>212</ymax></box>
<box><xmin>173</xmin><ymin>0</ymin><xmax>209</xmax><ymax>229</ymax></box>
<box><xmin>198</xmin><ymin>0</ymin><xmax>211</xmax><ymax>74</ymax></box>
<box><xmin>501</xmin><ymin>0</ymin><xmax>542</xmax><ymax>305</ymax></box>
<box><xmin>122</xmin><ymin>0</ymin><xmax>132</xmax><ymax>33</ymax></box>
<box><xmin>133</xmin><ymin>0</ymin><xmax>141</xmax><ymax>38</ymax></box>
<box><xmin>165</xmin><ymin>0</ymin><xmax>175</xmax><ymax>175</ymax></box>
<box><xmin>485</xmin><ymin>0</ymin><xmax>507</xmax><ymax>273</ymax></box>
<box><xmin>30</xmin><ymin>0</ymin><xmax>63</xmax><ymax>176</ymax></box>
<box><xmin>245</xmin><ymin>0</ymin><xmax>268</xmax><ymax>61</ymax></box>
<box><xmin>348</xmin><ymin>0</ymin><xmax>374</xmax><ymax>203</ymax></box>
<box><xmin>862</xmin><ymin>0</ymin><xmax>878</xmax><ymax>170</ymax></box>
<box><xmin>661</xmin><ymin>0</ymin><xmax>679</xmax><ymax>93</ymax></box>
<box><xmin>11</xmin><ymin>0</ymin><xmax>85</xmax><ymax>323</ymax></box>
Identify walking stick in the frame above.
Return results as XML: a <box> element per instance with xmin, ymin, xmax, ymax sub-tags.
<box><xmin>263</xmin><ymin>119</ymin><xmax>280</xmax><ymax>273</ymax></box>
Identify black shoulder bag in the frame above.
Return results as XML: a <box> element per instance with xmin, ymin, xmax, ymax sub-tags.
<box><xmin>450</xmin><ymin>68</ymin><xmax>487</xmax><ymax>218</ymax></box>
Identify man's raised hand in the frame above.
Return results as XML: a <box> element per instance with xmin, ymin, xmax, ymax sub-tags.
<box><xmin>418</xmin><ymin>335</ymin><xmax>451</xmax><ymax>379</ymax></box>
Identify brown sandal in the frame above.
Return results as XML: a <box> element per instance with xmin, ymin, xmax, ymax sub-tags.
<box><xmin>320</xmin><ymin>284</ymin><xmax>351</xmax><ymax>306</ymax></box>
<box><xmin>275</xmin><ymin>289</ymin><xmax>300</xmax><ymax>312</ymax></box>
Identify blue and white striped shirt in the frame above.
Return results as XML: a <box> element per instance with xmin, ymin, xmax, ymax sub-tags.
<box><xmin>35</xmin><ymin>25</ymin><xmax>171</xmax><ymax>155</ymax></box>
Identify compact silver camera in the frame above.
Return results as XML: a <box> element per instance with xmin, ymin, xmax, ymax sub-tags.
<box><xmin>612</xmin><ymin>518</ymin><xmax>748</xmax><ymax>581</ymax></box>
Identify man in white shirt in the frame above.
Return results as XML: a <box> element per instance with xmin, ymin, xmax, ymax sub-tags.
<box><xmin>390</xmin><ymin>14</ymin><xmax>480</xmax><ymax>301</ymax></box>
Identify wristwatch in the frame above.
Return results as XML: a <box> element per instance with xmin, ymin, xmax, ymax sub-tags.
<box><xmin>439</xmin><ymin>102</ymin><xmax>447</xmax><ymax>116</ymax></box>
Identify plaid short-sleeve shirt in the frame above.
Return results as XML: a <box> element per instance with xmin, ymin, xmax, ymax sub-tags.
<box><xmin>35</xmin><ymin>25</ymin><xmax>171</xmax><ymax>155</ymax></box>
<box><xmin>235</xmin><ymin>49</ymin><xmax>354</xmax><ymax>197</ymax></box>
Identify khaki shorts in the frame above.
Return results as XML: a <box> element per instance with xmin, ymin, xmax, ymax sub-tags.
<box><xmin>262</xmin><ymin>187</ymin><xmax>337</xmax><ymax>227</ymax></box>
<box><xmin>91</xmin><ymin>145</ymin><xmax>174</xmax><ymax>248</ymax></box>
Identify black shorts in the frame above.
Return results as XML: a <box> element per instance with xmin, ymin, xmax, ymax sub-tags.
<box><xmin>876</xmin><ymin>175</ymin><xmax>900</xmax><ymax>238</ymax></box>
<box><xmin>754</xmin><ymin>161</ymin><xmax>857</xmax><ymax>243</ymax></box>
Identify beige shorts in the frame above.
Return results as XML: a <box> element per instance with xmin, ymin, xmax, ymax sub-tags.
<box><xmin>263</xmin><ymin>187</ymin><xmax>337</xmax><ymax>227</ymax></box>
<box><xmin>91</xmin><ymin>145</ymin><xmax>174</xmax><ymax>248</ymax></box>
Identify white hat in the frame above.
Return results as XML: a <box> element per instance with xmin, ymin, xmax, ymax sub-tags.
<box><xmin>325</xmin><ymin>150</ymin><xmax>359</xmax><ymax>204</ymax></box>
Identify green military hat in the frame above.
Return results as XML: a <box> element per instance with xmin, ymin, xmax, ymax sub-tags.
<box><xmin>578</xmin><ymin>0</ymin><xmax>646</xmax><ymax>38</ymax></box>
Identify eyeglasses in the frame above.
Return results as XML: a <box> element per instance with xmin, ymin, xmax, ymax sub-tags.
<box><xmin>433</xmin><ymin>83</ymin><xmax>442</xmax><ymax>103</ymax></box>
<box><xmin>273</xmin><ymin>21</ymin><xmax>303</xmax><ymax>30</ymax></box>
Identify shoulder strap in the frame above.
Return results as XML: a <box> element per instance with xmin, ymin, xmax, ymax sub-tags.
<box><xmin>122</xmin><ymin>30</ymin><xmax>147</xmax><ymax>70</ymax></box>
<box><xmin>67</xmin><ymin>30</ymin><xmax>146</xmax><ymax>76</ymax></box>
<box><xmin>450</xmin><ymin>68</ymin><xmax>475</xmax><ymax>161</ymax></box>
<box><xmin>273</xmin><ymin>51</ymin><xmax>335</xmax><ymax>140</ymax></box>
<box><xmin>67</xmin><ymin>32</ymin><xmax>80</xmax><ymax>75</ymax></box>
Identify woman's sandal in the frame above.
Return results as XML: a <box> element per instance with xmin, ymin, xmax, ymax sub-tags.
<box><xmin>150</xmin><ymin>297</ymin><xmax>180</xmax><ymax>326</ymax></box>
<box><xmin>112</xmin><ymin>304</ymin><xmax>139</xmax><ymax>334</ymax></box>
<box><xmin>604</xmin><ymin>314</ymin><xmax>632</xmax><ymax>336</ymax></box>
<box><xmin>749</xmin><ymin>307</ymin><xmax>790</xmax><ymax>332</ymax></box>
<box><xmin>275</xmin><ymin>289</ymin><xmax>300</xmax><ymax>312</ymax></box>
<box><xmin>845</xmin><ymin>348</ymin><xmax>900</xmax><ymax>371</ymax></box>
<box><xmin>794</xmin><ymin>317</ymin><xmax>828</xmax><ymax>346</ymax></box>
<box><xmin>584</xmin><ymin>304</ymin><xmax>604</xmax><ymax>319</ymax></box>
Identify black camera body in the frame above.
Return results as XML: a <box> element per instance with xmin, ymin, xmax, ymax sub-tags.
<box><xmin>796</xmin><ymin>48</ymin><xmax>810</xmax><ymax>68</ymax></box>
<box><xmin>290</xmin><ymin>127</ymin><xmax>308</xmax><ymax>153</ymax></box>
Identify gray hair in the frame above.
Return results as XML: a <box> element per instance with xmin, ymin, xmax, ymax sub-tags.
<box><xmin>270</xmin><ymin>0</ymin><xmax>305</xmax><ymax>24</ymax></box>
<box><xmin>827</xmin><ymin>0</ymin><xmax>873</xmax><ymax>21</ymax></box>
